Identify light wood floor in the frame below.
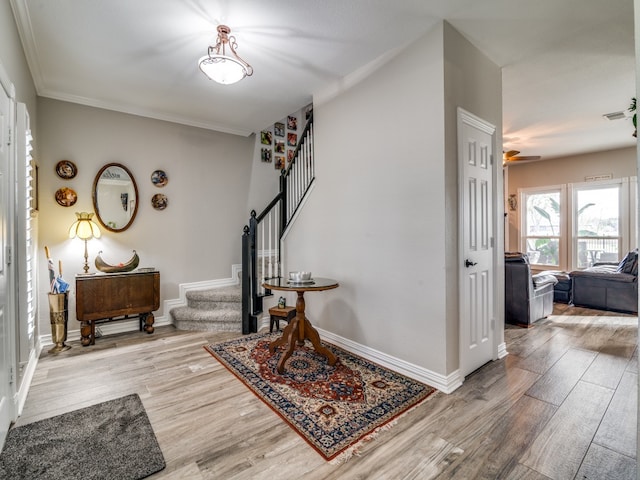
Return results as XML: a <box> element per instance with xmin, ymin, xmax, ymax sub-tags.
<box><xmin>17</xmin><ymin>304</ymin><xmax>638</xmax><ymax>479</ymax></box>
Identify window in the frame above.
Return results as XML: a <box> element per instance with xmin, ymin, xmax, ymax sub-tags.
<box><xmin>522</xmin><ymin>187</ymin><xmax>563</xmax><ymax>268</ymax></box>
<box><xmin>519</xmin><ymin>178</ymin><xmax>634</xmax><ymax>271</ymax></box>
<box><xmin>571</xmin><ymin>180</ymin><xmax>627</xmax><ymax>269</ymax></box>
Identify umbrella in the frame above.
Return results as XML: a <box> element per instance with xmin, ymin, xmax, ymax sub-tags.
<box><xmin>55</xmin><ymin>260</ymin><xmax>70</xmax><ymax>293</ymax></box>
<box><xmin>44</xmin><ymin>246</ymin><xmax>56</xmax><ymax>293</ymax></box>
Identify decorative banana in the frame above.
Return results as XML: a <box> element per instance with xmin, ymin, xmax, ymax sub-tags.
<box><xmin>95</xmin><ymin>250</ymin><xmax>140</xmax><ymax>273</ymax></box>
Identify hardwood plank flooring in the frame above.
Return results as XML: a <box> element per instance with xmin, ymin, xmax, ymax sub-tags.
<box><xmin>14</xmin><ymin>304</ymin><xmax>638</xmax><ymax>479</ymax></box>
<box><xmin>520</xmin><ymin>381</ymin><xmax>614</xmax><ymax>479</ymax></box>
<box><xmin>593</xmin><ymin>371</ymin><xmax>638</xmax><ymax>459</ymax></box>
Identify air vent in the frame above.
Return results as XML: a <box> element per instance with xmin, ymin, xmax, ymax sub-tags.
<box><xmin>603</xmin><ymin>111</ymin><xmax>627</xmax><ymax>121</ymax></box>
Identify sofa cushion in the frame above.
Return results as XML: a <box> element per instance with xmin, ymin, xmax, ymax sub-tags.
<box><xmin>571</xmin><ymin>268</ymin><xmax>636</xmax><ymax>283</ymax></box>
<box><xmin>532</xmin><ymin>273</ymin><xmax>558</xmax><ymax>288</ymax></box>
<box><xmin>617</xmin><ymin>249</ymin><xmax>638</xmax><ymax>275</ymax></box>
<box><xmin>539</xmin><ymin>270</ymin><xmax>570</xmax><ymax>282</ymax></box>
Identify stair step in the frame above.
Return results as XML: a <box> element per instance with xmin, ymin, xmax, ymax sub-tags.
<box><xmin>170</xmin><ymin>284</ymin><xmax>242</xmax><ymax>332</ymax></box>
<box><xmin>170</xmin><ymin>306</ymin><xmax>241</xmax><ymax>332</ymax></box>
<box><xmin>186</xmin><ymin>285</ymin><xmax>240</xmax><ymax>302</ymax></box>
<box><xmin>185</xmin><ymin>285</ymin><xmax>241</xmax><ymax>310</ymax></box>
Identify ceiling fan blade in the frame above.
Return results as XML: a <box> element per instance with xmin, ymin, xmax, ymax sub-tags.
<box><xmin>504</xmin><ymin>150</ymin><xmax>520</xmax><ymax>158</ymax></box>
<box><xmin>504</xmin><ymin>155</ymin><xmax>542</xmax><ymax>165</ymax></box>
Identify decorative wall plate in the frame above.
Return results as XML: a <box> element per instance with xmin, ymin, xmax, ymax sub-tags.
<box><xmin>55</xmin><ymin>187</ymin><xmax>77</xmax><ymax>207</ymax></box>
<box><xmin>56</xmin><ymin>160</ymin><xmax>77</xmax><ymax>179</ymax></box>
<box><xmin>151</xmin><ymin>193</ymin><xmax>168</xmax><ymax>210</ymax></box>
<box><xmin>151</xmin><ymin>170</ymin><xmax>168</xmax><ymax>187</ymax></box>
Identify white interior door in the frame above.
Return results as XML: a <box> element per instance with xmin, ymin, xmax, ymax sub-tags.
<box><xmin>458</xmin><ymin>108</ymin><xmax>496</xmax><ymax>377</ymax></box>
<box><xmin>0</xmin><ymin>67</ymin><xmax>14</xmax><ymax>450</ymax></box>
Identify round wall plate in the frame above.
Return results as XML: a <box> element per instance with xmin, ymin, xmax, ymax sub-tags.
<box><xmin>55</xmin><ymin>187</ymin><xmax>77</xmax><ymax>207</ymax></box>
<box><xmin>151</xmin><ymin>170</ymin><xmax>168</xmax><ymax>187</ymax></box>
<box><xmin>56</xmin><ymin>160</ymin><xmax>77</xmax><ymax>179</ymax></box>
<box><xmin>151</xmin><ymin>193</ymin><xmax>168</xmax><ymax>210</ymax></box>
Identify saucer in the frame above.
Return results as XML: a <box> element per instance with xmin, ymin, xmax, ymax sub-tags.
<box><xmin>287</xmin><ymin>279</ymin><xmax>315</xmax><ymax>285</ymax></box>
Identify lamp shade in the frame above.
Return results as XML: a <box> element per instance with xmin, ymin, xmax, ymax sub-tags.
<box><xmin>68</xmin><ymin>212</ymin><xmax>101</xmax><ymax>240</ymax></box>
<box><xmin>199</xmin><ymin>55</ymin><xmax>248</xmax><ymax>85</ymax></box>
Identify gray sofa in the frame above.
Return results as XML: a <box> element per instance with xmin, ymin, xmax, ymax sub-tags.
<box><xmin>505</xmin><ymin>252</ymin><xmax>558</xmax><ymax>326</ymax></box>
<box><xmin>570</xmin><ymin>249</ymin><xmax>638</xmax><ymax>314</ymax></box>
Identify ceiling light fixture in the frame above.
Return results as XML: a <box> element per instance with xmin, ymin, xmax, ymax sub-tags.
<box><xmin>198</xmin><ymin>25</ymin><xmax>253</xmax><ymax>85</ymax></box>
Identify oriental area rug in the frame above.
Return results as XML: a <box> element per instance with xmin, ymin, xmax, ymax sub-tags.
<box><xmin>0</xmin><ymin>393</ymin><xmax>165</xmax><ymax>480</ymax></box>
<box><xmin>205</xmin><ymin>331</ymin><xmax>437</xmax><ymax>461</ymax></box>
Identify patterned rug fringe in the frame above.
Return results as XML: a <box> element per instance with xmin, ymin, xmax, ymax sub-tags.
<box><xmin>329</xmin><ymin>419</ymin><xmax>398</xmax><ymax>465</ymax></box>
<box><xmin>329</xmin><ymin>385</ymin><xmax>437</xmax><ymax>464</ymax></box>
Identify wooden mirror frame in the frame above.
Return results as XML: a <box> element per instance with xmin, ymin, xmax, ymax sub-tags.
<box><xmin>92</xmin><ymin>163</ymin><xmax>139</xmax><ymax>233</ymax></box>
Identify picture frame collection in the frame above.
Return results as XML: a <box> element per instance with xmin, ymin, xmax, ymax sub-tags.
<box><xmin>260</xmin><ymin>109</ymin><xmax>307</xmax><ymax>171</ymax></box>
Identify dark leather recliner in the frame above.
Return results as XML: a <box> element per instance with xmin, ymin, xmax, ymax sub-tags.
<box><xmin>505</xmin><ymin>252</ymin><xmax>558</xmax><ymax>327</ymax></box>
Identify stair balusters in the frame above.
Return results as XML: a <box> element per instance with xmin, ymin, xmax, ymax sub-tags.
<box><xmin>242</xmin><ymin>113</ymin><xmax>314</xmax><ymax>333</ymax></box>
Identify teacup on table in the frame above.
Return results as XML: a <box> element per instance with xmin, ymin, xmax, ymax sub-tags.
<box><xmin>289</xmin><ymin>271</ymin><xmax>312</xmax><ymax>282</ymax></box>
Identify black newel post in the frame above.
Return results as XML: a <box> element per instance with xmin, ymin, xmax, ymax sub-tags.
<box><xmin>241</xmin><ymin>225</ymin><xmax>251</xmax><ymax>334</ymax></box>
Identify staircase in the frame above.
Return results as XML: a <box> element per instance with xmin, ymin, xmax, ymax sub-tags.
<box><xmin>242</xmin><ymin>112</ymin><xmax>315</xmax><ymax>333</ymax></box>
<box><xmin>170</xmin><ymin>110</ymin><xmax>314</xmax><ymax>334</ymax></box>
<box><xmin>170</xmin><ymin>285</ymin><xmax>242</xmax><ymax>332</ymax></box>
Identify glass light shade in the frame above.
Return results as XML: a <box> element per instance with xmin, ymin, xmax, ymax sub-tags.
<box><xmin>199</xmin><ymin>55</ymin><xmax>248</xmax><ymax>85</ymax></box>
<box><xmin>69</xmin><ymin>212</ymin><xmax>102</xmax><ymax>240</ymax></box>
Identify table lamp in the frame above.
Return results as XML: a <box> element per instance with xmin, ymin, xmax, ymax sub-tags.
<box><xmin>68</xmin><ymin>212</ymin><xmax>101</xmax><ymax>273</ymax></box>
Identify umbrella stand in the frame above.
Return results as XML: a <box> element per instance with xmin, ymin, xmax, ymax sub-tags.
<box><xmin>48</xmin><ymin>291</ymin><xmax>70</xmax><ymax>353</ymax></box>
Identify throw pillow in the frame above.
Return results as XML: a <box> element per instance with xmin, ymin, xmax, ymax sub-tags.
<box><xmin>617</xmin><ymin>250</ymin><xmax>638</xmax><ymax>275</ymax></box>
<box><xmin>630</xmin><ymin>251</ymin><xmax>639</xmax><ymax>276</ymax></box>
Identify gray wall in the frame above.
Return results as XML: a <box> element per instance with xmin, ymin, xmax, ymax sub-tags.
<box><xmin>3</xmin><ymin>6</ymin><xmax>503</xmax><ymax>382</ymax></box>
<box><xmin>36</xmin><ymin>98</ymin><xmax>255</xmax><ymax>332</ymax></box>
<box><xmin>505</xmin><ymin>146</ymin><xmax>637</xmax><ymax>252</ymax></box>
<box><xmin>284</xmin><ymin>22</ymin><xmax>502</xmax><ymax>378</ymax></box>
<box><xmin>443</xmin><ymin>21</ymin><xmax>503</xmax><ymax>374</ymax></box>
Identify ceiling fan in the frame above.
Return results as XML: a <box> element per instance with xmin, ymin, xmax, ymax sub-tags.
<box><xmin>502</xmin><ymin>150</ymin><xmax>542</xmax><ymax>165</ymax></box>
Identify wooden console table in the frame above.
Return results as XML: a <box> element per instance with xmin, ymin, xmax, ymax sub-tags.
<box><xmin>76</xmin><ymin>270</ymin><xmax>160</xmax><ymax>346</ymax></box>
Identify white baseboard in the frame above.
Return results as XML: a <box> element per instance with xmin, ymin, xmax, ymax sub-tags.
<box><xmin>40</xmin><ymin>264</ymin><xmax>242</xmax><ymax>347</ymax></box>
<box><xmin>155</xmin><ymin>264</ymin><xmax>242</xmax><ymax>324</ymax></box>
<box><xmin>36</xmin><ymin>266</ymin><xmax>465</xmax><ymax>395</ymax></box>
<box><xmin>39</xmin><ymin>314</ymin><xmax>175</xmax><ymax>347</ymax></box>
<box><xmin>257</xmin><ymin>316</ymin><xmax>463</xmax><ymax>394</ymax></box>
<box><xmin>13</xmin><ymin>342</ymin><xmax>42</xmax><ymax>416</ymax></box>
<box><xmin>497</xmin><ymin>341</ymin><xmax>508</xmax><ymax>359</ymax></box>
<box><xmin>317</xmin><ymin>328</ymin><xmax>463</xmax><ymax>394</ymax></box>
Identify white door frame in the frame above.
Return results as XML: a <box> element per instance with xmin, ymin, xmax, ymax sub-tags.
<box><xmin>457</xmin><ymin>107</ymin><xmax>506</xmax><ymax>378</ymax></box>
<box><xmin>0</xmin><ymin>60</ymin><xmax>17</xmax><ymax>450</ymax></box>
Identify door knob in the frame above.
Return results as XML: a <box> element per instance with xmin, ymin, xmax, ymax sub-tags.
<box><xmin>465</xmin><ymin>259</ymin><xmax>477</xmax><ymax>268</ymax></box>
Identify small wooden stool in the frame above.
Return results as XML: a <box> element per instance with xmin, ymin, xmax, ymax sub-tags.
<box><xmin>268</xmin><ymin>306</ymin><xmax>296</xmax><ymax>332</ymax></box>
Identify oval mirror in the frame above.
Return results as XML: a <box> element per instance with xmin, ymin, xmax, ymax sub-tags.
<box><xmin>92</xmin><ymin>163</ymin><xmax>139</xmax><ymax>232</ymax></box>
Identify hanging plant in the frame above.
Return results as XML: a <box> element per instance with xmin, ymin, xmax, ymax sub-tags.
<box><xmin>629</xmin><ymin>97</ymin><xmax>636</xmax><ymax>137</ymax></box>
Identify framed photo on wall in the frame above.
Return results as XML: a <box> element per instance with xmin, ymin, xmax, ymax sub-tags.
<box><xmin>274</xmin><ymin>122</ymin><xmax>285</xmax><ymax>137</ymax></box>
<box><xmin>261</xmin><ymin>130</ymin><xmax>273</xmax><ymax>145</ymax></box>
<box><xmin>261</xmin><ymin>148</ymin><xmax>272</xmax><ymax>163</ymax></box>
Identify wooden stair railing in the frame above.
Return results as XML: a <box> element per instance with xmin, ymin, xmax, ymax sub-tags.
<box><xmin>241</xmin><ymin>113</ymin><xmax>314</xmax><ymax>333</ymax></box>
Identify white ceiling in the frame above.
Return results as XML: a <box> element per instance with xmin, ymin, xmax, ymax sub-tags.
<box><xmin>10</xmin><ymin>0</ymin><xmax>637</xmax><ymax>160</ymax></box>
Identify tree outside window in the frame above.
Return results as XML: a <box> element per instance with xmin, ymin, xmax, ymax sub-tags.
<box><xmin>524</xmin><ymin>191</ymin><xmax>560</xmax><ymax>266</ymax></box>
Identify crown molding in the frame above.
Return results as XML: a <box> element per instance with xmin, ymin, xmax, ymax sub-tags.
<box><xmin>9</xmin><ymin>0</ymin><xmax>45</xmax><ymax>93</ymax></box>
<box><xmin>39</xmin><ymin>89</ymin><xmax>254</xmax><ymax>136</ymax></box>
